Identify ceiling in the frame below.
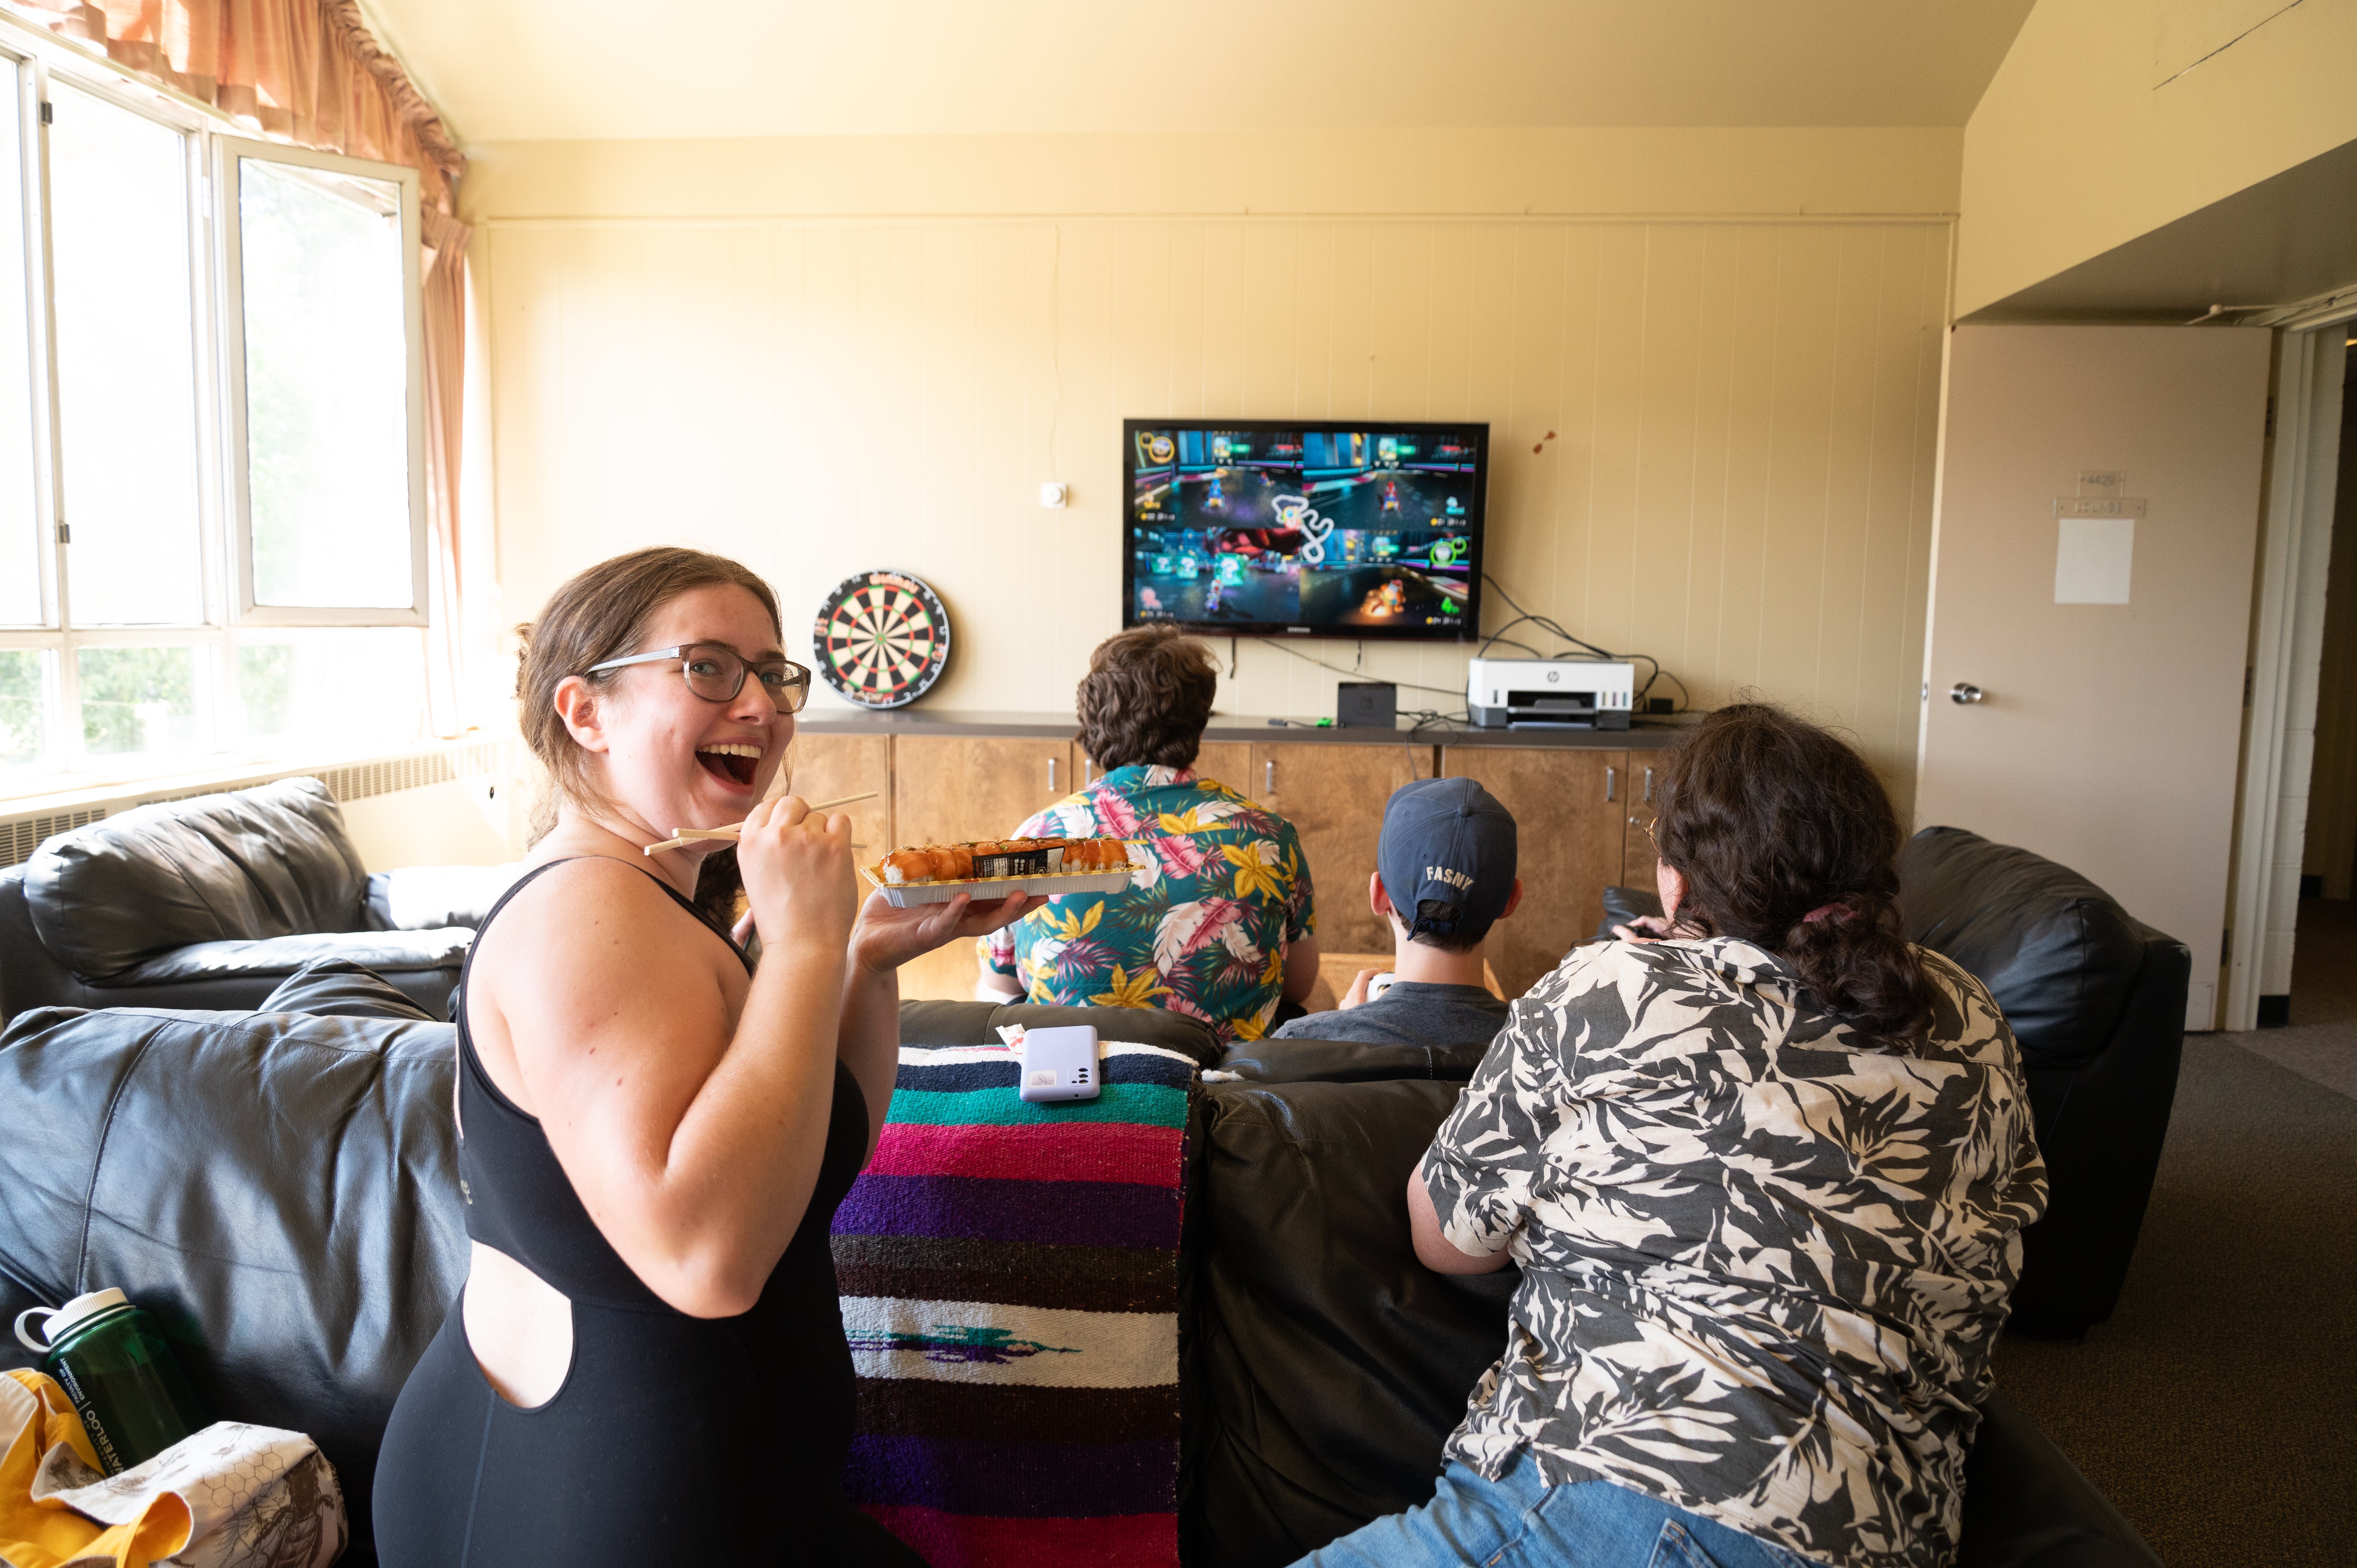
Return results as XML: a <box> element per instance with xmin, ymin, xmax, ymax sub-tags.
<box><xmin>360</xmin><ymin>0</ymin><xmax>2038</xmax><ymax>145</ymax></box>
<box><xmin>1964</xmin><ymin>134</ymin><xmax>2357</xmax><ymax>325</ymax></box>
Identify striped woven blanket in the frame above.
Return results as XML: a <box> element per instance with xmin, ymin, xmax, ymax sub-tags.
<box><xmin>832</xmin><ymin>1037</ymin><xmax>1195</xmax><ymax>1567</ymax></box>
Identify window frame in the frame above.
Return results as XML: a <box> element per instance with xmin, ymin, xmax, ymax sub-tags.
<box><xmin>217</xmin><ymin>135</ymin><xmax>429</xmax><ymax>629</ymax></box>
<box><xmin>0</xmin><ymin>16</ymin><xmax>432</xmax><ymax>795</ymax></box>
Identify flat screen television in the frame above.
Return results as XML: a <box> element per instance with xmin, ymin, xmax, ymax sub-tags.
<box><xmin>1121</xmin><ymin>419</ymin><xmax>1487</xmax><ymax>639</ymax></box>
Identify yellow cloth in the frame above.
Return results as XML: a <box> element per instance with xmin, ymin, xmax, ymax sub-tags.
<box><xmin>0</xmin><ymin>1370</ymin><xmax>190</xmax><ymax>1568</ymax></box>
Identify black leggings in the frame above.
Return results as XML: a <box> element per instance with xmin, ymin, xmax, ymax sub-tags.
<box><xmin>374</xmin><ymin>1299</ymin><xmax>925</xmax><ymax>1565</ymax></box>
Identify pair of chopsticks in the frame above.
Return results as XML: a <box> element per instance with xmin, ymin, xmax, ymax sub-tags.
<box><xmin>643</xmin><ymin>791</ymin><xmax>879</xmax><ymax>855</ymax></box>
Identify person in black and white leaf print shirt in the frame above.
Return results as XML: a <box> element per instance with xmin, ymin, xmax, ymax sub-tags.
<box><xmin>1293</xmin><ymin>705</ymin><xmax>2048</xmax><ymax>1568</ymax></box>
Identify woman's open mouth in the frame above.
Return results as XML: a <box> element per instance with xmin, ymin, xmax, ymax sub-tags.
<box><xmin>696</xmin><ymin>743</ymin><xmax>762</xmax><ymax>788</ymax></box>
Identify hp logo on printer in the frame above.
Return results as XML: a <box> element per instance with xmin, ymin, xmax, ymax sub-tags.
<box><xmin>1546</xmin><ymin>670</ymin><xmax>1560</xmax><ymax>682</ymax></box>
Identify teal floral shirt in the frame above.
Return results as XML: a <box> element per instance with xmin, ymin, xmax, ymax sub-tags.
<box><xmin>981</xmin><ymin>764</ymin><xmax>1316</xmax><ymax>1044</ymax></box>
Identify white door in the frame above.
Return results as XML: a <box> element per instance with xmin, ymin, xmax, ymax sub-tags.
<box><xmin>1917</xmin><ymin>326</ymin><xmax>2272</xmax><ymax>1031</ymax></box>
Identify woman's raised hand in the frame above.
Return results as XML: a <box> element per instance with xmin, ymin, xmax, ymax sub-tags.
<box><xmin>850</xmin><ymin>888</ymin><xmax>1036</xmax><ymax>977</ymax></box>
<box><xmin>733</xmin><ymin>795</ymin><xmax>858</xmax><ymax>954</ymax></box>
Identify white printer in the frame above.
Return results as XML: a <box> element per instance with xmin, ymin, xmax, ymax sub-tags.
<box><xmin>1466</xmin><ymin>657</ymin><xmax>1636</xmax><ymax>729</ymax></box>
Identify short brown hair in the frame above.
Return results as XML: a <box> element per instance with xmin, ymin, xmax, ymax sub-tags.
<box><xmin>1075</xmin><ymin>626</ymin><xmax>1218</xmax><ymax>770</ymax></box>
<box><xmin>1650</xmin><ymin>703</ymin><xmax>1934</xmax><ymax>1049</ymax></box>
<box><xmin>515</xmin><ymin>547</ymin><xmax>783</xmax><ymax>839</ymax></box>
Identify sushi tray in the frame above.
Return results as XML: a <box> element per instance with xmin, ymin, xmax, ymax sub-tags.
<box><xmin>861</xmin><ymin>835</ymin><xmax>1138</xmax><ymax>908</ymax></box>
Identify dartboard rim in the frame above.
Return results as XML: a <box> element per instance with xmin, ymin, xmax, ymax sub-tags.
<box><xmin>811</xmin><ymin>570</ymin><xmax>954</xmax><ymax>711</ymax></box>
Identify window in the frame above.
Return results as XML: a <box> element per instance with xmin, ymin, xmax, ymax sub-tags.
<box><xmin>0</xmin><ymin>39</ymin><xmax>429</xmax><ymax>797</ymax></box>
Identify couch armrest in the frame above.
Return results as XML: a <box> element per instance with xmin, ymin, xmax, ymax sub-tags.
<box><xmin>1958</xmin><ymin>1390</ymin><xmax>2161</xmax><ymax>1567</ymax></box>
<box><xmin>0</xmin><ymin>866</ymin><xmax>87</xmax><ymax>1024</ymax></box>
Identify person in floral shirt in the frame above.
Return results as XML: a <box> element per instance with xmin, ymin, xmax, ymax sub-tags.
<box><xmin>977</xmin><ymin>627</ymin><xmax>1318</xmax><ymax>1044</ymax></box>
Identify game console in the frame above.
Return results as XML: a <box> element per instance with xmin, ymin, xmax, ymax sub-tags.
<box><xmin>1466</xmin><ymin>658</ymin><xmax>1635</xmax><ymax>729</ymax></box>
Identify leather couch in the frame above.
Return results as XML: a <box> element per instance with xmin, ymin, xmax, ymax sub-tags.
<box><xmin>1603</xmin><ymin>825</ymin><xmax>2191</xmax><ymax>1338</ymax></box>
<box><xmin>0</xmin><ymin>778</ymin><xmax>508</xmax><ymax>1023</ymax></box>
<box><xmin>0</xmin><ymin>974</ymin><xmax>2158</xmax><ymax>1567</ymax></box>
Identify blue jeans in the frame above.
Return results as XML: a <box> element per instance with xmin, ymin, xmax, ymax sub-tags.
<box><xmin>1291</xmin><ymin>1453</ymin><xmax>1821</xmax><ymax>1568</ymax></box>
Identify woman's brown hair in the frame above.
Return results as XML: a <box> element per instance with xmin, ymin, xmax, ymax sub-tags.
<box><xmin>1650</xmin><ymin>703</ymin><xmax>1934</xmax><ymax>1049</ymax></box>
<box><xmin>1075</xmin><ymin>626</ymin><xmax>1219</xmax><ymax>771</ymax></box>
<box><xmin>515</xmin><ymin>546</ymin><xmax>783</xmax><ymax>839</ymax></box>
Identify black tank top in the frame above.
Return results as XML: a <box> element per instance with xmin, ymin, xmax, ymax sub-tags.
<box><xmin>454</xmin><ymin>855</ymin><xmax>871</xmax><ymax>1309</ymax></box>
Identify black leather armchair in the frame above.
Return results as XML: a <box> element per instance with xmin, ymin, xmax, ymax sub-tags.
<box><xmin>0</xmin><ymin>778</ymin><xmax>496</xmax><ymax>1023</ymax></box>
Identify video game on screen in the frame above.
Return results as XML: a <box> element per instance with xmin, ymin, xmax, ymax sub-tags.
<box><xmin>1127</xmin><ymin>428</ymin><xmax>1479</xmax><ymax>630</ymax></box>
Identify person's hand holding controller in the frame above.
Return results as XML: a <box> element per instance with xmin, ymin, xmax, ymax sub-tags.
<box><xmin>1611</xmin><ymin>913</ymin><xmax>1676</xmax><ymax>943</ymax></box>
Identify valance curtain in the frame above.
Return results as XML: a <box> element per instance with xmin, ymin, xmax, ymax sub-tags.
<box><xmin>16</xmin><ymin>0</ymin><xmax>477</xmax><ymax>737</ymax></box>
<box><xmin>18</xmin><ymin>0</ymin><xmax>463</xmax><ymax>211</ymax></box>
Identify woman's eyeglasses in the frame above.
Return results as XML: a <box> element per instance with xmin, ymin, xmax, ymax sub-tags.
<box><xmin>585</xmin><ymin>643</ymin><xmax>812</xmax><ymax>714</ymax></box>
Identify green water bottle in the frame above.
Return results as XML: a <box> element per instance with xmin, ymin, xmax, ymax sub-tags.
<box><xmin>13</xmin><ymin>1289</ymin><xmax>208</xmax><ymax>1474</ymax></box>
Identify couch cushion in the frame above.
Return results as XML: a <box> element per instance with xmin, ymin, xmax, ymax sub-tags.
<box><xmin>0</xmin><ymin>1004</ymin><xmax>464</xmax><ymax>1557</ymax></box>
<box><xmin>364</xmin><ymin>863</ymin><xmax>519</xmax><ymax>932</ymax></box>
<box><xmin>1899</xmin><ymin>828</ymin><xmax>2147</xmax><ymax>1072</ymax></box>
<box><xmin>25</xmin><ymin>778</ymin><xmax>370</xmax><ymax>981</ymax></box>
<box><xmin>117</xmin><ymin>929</ymin><xmax>472</xmax><ymax>986</ymax></box>
<box><xmin>1188</xmin><ymin>1078</ymin><xmax>1516</xmax><ymax>1567</ymax></box>
<box><xmin>259</xmin><ymin>959</ymin><xmax>442</xmax><ymax>1023</ymax></box>
<box><xmin>1212</xmin><ymin>1035</ymin><xmax>1488</xmax><ymax>1084</ymax></box>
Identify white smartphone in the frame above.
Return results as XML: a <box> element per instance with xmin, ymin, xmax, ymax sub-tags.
<box><xmin>1019</xmin><ymin>1024</ymin><xmax>1101</xmax><ymax>1103</ymax></box>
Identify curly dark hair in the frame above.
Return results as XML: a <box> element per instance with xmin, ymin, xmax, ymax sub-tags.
<box><xmin>1649</xmin><ymin>703</ymin><xmax>1935</xmax><ymax>1049</ymax></box>
<box><xmin>1075</xmin><ymin>626</ymin><xmax>1219</xmax><ymax>770</ymax></box>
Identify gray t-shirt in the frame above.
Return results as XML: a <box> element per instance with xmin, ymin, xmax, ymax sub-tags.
<box><xmin>1272</xmin><ymin>981</ymin><xmax>1511</xmax><ymax>1049</ymax></box>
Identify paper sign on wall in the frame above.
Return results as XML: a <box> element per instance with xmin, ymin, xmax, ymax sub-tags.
<box><xmin>2057</xmin><ymin>517</ymin><xmax>2135</xmax><ymax>604</ymax></box>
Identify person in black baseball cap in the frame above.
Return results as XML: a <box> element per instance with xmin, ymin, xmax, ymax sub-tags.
<box><xmin>1272</xmin><ymin>777</ymin><xmax>1523</xmax><ymax>1049</ymax></box>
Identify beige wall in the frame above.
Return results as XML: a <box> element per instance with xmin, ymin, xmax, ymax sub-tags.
<box><xmin>461</xmin><ymin>128</ymin><xmax>1963</xmax><ymax>224</ymax></box>
<box><xmin>470</xmin><ymin>130</ymin><xmax>1956</xmax><ymax>794</ymax></box>
<box><xmin>1958</xmin><ymin>0</ymin><xmax>2357</xmax><ymax>317</ymax></box>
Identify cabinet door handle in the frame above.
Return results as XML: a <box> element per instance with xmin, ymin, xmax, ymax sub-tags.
<box><xmin>1048</xmin><ymin>757</ymin><xmax>1057</xmax><ymax>792</ymax></box>
<box><xmin>1606</xmin><ymin>766</ymin><xmax>1617</xmax><ymax>803</ymax></box>
<box><xmin>1265</xmin><ymin>759</ymin><xmax>1277</xmax><ymax>796</ymax></box>
<box><xmin>1643</xmin><ymin>766</ymin><xmax>1654</xmax><ymax>803</ymax></box>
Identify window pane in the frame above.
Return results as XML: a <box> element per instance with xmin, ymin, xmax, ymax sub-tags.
<box><xmin>77</xmin><ymin>645</ymin><xmax>201</xmax><ymax>756</ymax></box>
<box><xmin>239</xmin><ymin>158</ymin><xmax>412</xmax><ymax>609</ymax></box>
<box><xmin>49</xmin><ymin>85</ymin><xmax>203</xmax><ymax>625</ymax></box>
<box><xmin>0</xmin><ymin>649</ymin><xmax>48</xmax><ymax>772</ymax></box>
<box><xmin>0</xmin><ymin>65</ymin><xmax>41</xmax><ymax>627</ymax></box>
<box><xmin>231</xmin><ymin>628</ymin><xmax>424</xmax><ymax>752</ymax></box>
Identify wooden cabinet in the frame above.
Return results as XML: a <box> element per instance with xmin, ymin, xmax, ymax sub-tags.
<box><xmin>780</xmin><ymin>731</ymin><xmax>894</xmax><ymax>849</ymax></box>
<box><xmin>1193</xmin><ymin>741</ymin><xmax>1255</xmax><ymax>796</ymax></box>
<box><xmin>1439</xmin><ymin>746</ymin><xmax>1629</xmax><ymax>1000</ymax></box>
<box><xmin>1624</xmin><ymin>756</ymin><xmax>1662</xmax><ymax>893</ymax></box>
<box><xmin>892</xmin><ymin>735</ymin><xmax>1076</xmax><ymax>1000</ymax></box>
<box><xmin>1251</xmin><ymin>740</ymin><xmax>1426</xmax><ymax>954</ymax></box>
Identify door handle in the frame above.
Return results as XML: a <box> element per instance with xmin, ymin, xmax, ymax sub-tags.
<box><xmin>1265</xmin><ymin>758</ymin><xmax>1277</xmax><ymax>796</ymax></box>
<box><xmin>1606</xmin><ymin>766</ymin><xmax>1617</xmax><ymax>803</ymax></box>
<box><xmin>1949</xmin><ymin>683</ymin><xmax>1986</xmax><ymax>705</ymax></box>
<box><xmin>1048</xmin><ymin>756</ymin><xmax>1057</xmax><ymax>791</ymax></box>
<box><xmin>1643</xmin><ymin>766</ymin><xmax>1654</xmax><ymax>803</ymax></box>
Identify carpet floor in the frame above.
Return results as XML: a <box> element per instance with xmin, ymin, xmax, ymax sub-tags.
<box><xmin>1989</xmin><ymin>900</ymin><xmax>2357</xmax><ymax>1567</ymax></box>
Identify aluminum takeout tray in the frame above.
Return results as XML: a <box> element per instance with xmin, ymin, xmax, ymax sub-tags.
<box><xmin>860</xmin><ymin>866</ymin><xmax>1133</xmax><ymax>908</ymax></box>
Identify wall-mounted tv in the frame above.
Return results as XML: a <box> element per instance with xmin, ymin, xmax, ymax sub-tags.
<box><xmin>1121</xmin><ymin>419</ymin><xmax>1487</xmax><ymax>640</ymax></box>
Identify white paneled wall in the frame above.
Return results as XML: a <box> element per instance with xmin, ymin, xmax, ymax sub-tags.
<box><xmin>484</xmin><ymin>217</ymin><xmax>1949</xmax><ymax>792</ymax></box>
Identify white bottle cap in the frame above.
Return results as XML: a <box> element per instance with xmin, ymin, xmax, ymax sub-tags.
<box><xmin>12</xmin><ymin>1287</ymin><xmax>127</xmax><ymax>1352</ymax></box>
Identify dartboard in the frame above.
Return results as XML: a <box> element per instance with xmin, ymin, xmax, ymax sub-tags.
<box><xmin>812</xmin><ymin>570</ymin><xmax>953</xmax><ymax>709</ymax></box>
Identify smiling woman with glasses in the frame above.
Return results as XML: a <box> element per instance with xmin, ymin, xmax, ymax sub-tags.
<box><xmin>375</xmin><ymin>547</ymin><xmax>1030</xmax><ymax>1567</ymax></box>
<box><xmin>585</xmin><ymin>642</ymin><xmax>814</xmax><ymax>713</ymax></box>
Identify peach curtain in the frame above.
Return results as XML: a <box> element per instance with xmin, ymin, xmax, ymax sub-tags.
<box><xmin>420</xmin><ymin>203</ymin><xmax>469</xmax><ymax>736</ymax></box>
<box><xmin>18</xmin><ymin>0</ymin><xmax>463</xmax><ymax>211</ymax></box>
